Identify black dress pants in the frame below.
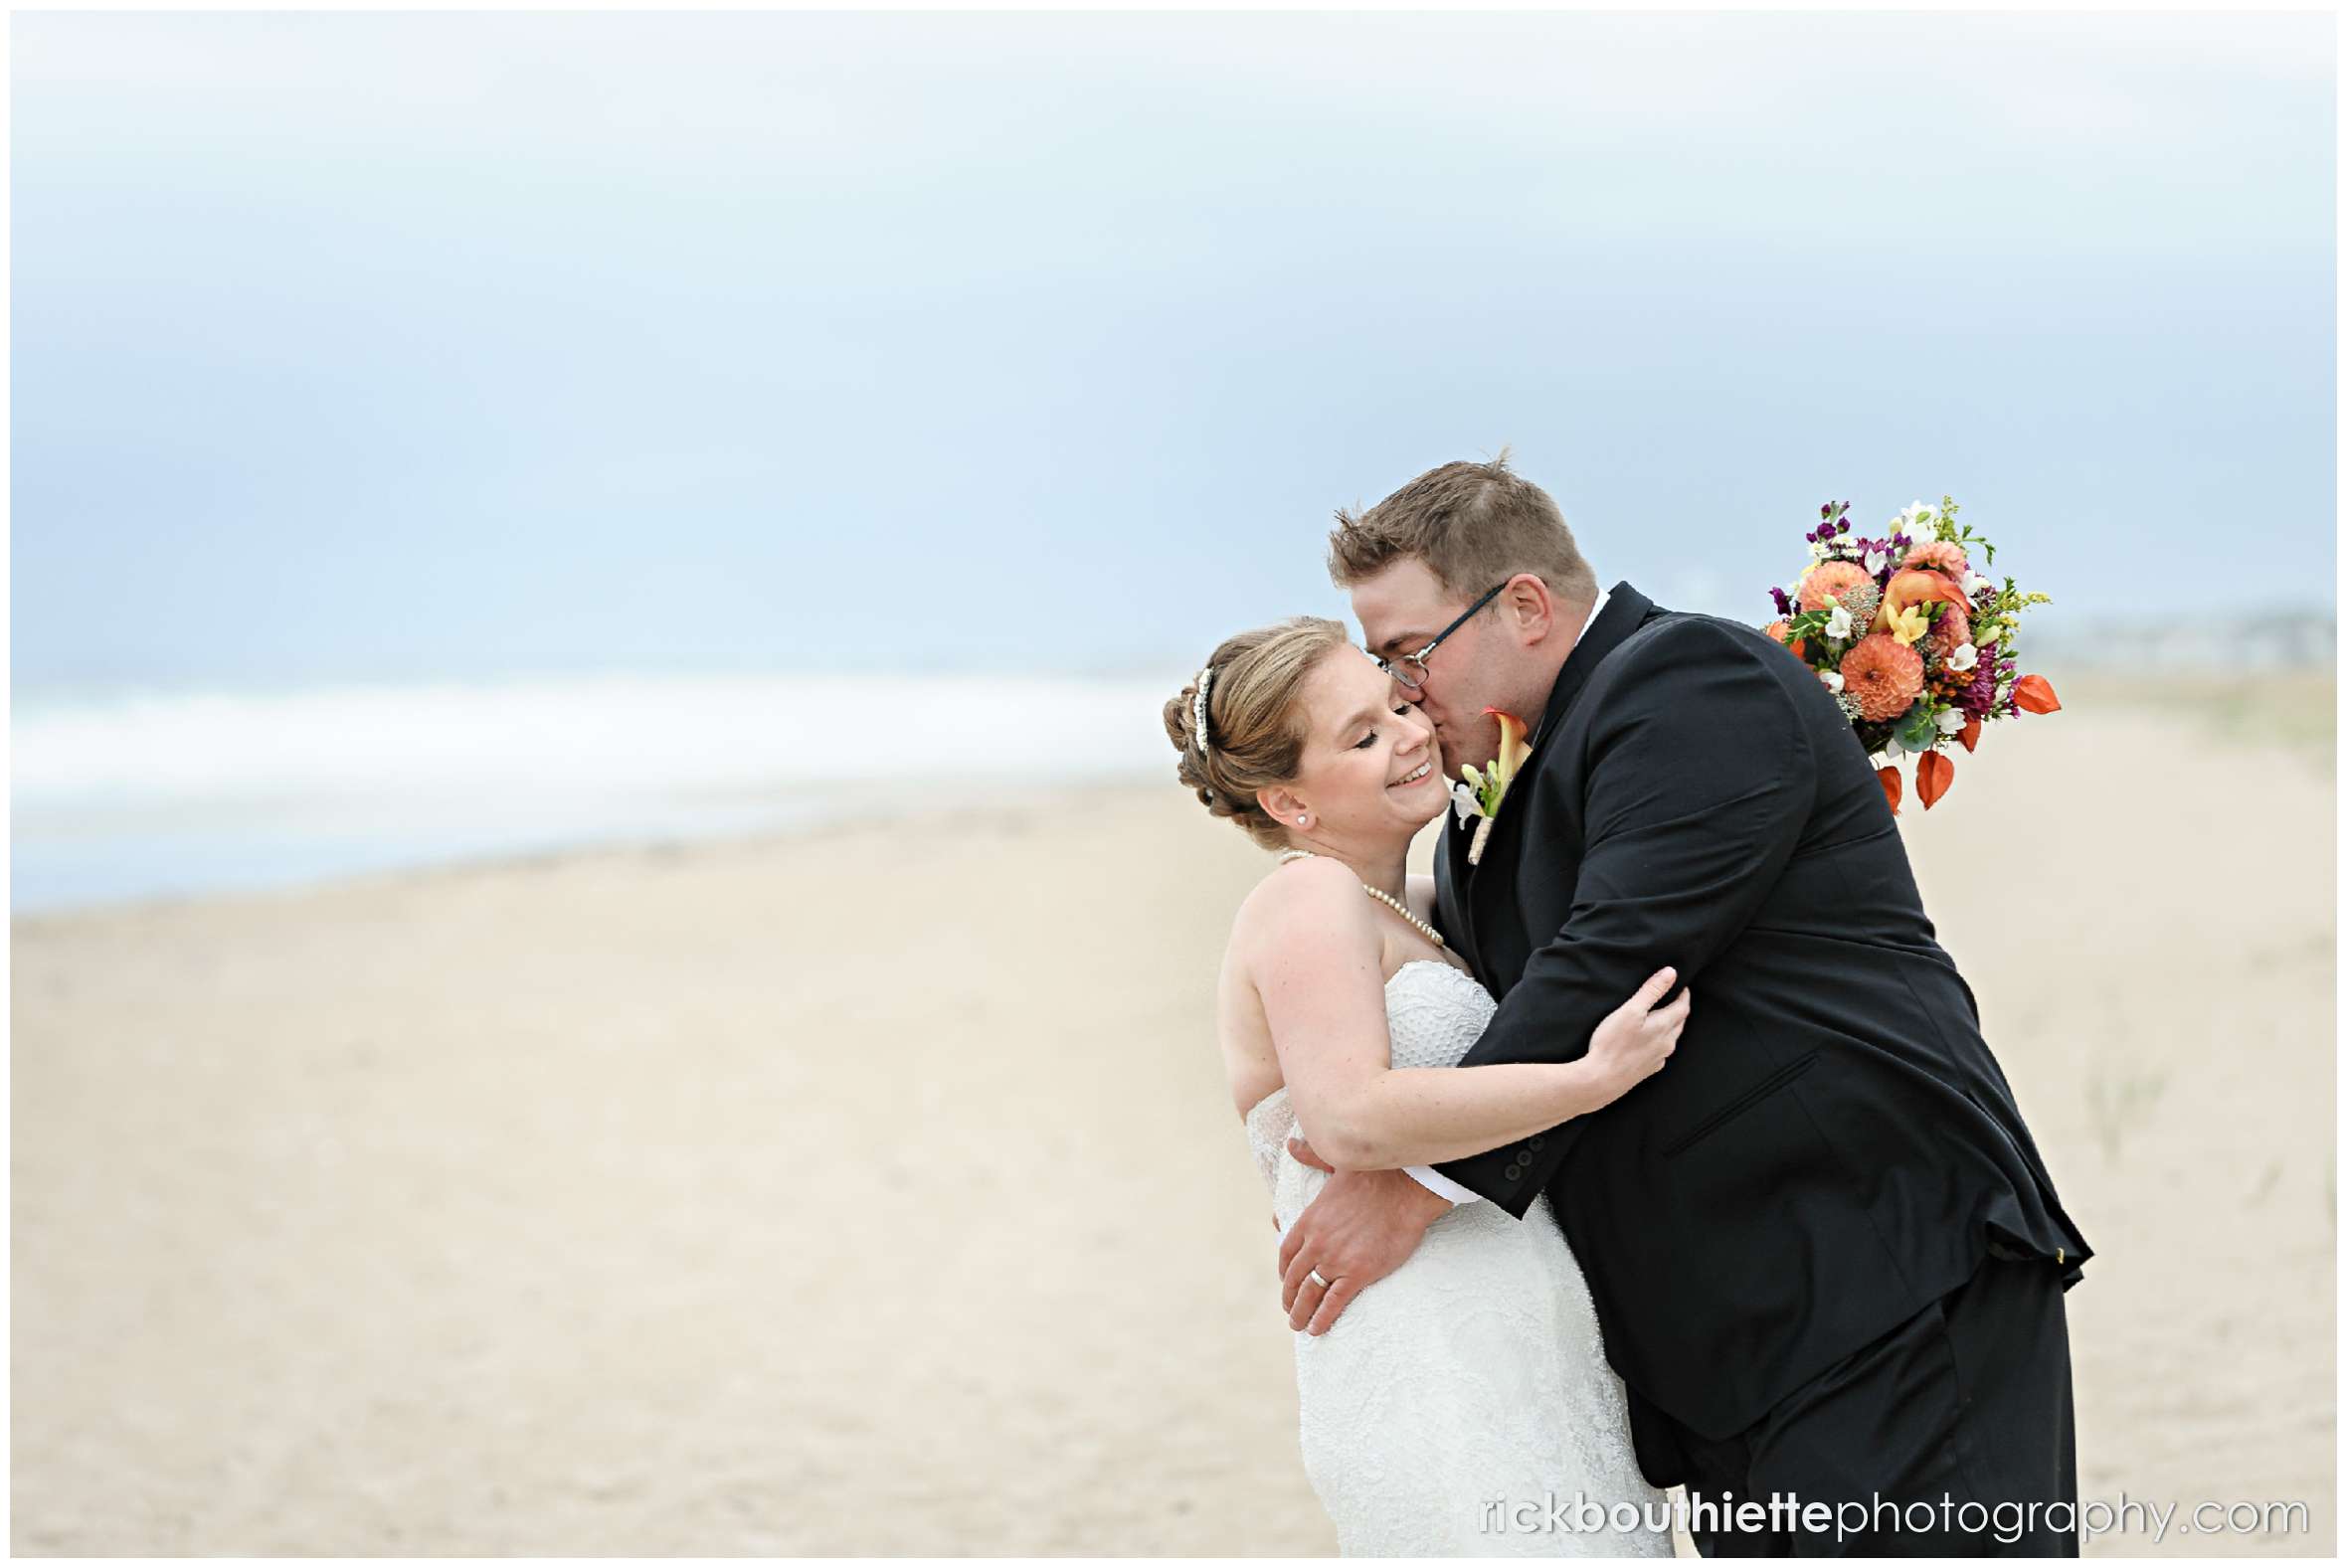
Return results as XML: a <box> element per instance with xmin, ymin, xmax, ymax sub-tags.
<box><xmin>1671</xmin><ymin>1253</ymin><xmax>2079</xmax><ymax>1556</ymax></box>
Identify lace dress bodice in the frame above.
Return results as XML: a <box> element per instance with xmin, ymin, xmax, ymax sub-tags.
<box><xmin>1237</xmin><ymin>958</ymin><xmax>1669</xmax><ymax>1557</ymax></box>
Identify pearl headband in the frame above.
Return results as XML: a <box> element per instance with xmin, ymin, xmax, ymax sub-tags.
<box><xmin>1192</xmin><ymin>666</ymin><xmax>1214</xmax><ymax>755</ymax></box>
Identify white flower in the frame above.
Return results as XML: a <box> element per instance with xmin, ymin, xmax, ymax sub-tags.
<box><xmin>1450</xmin><ymin>780</ymin><xmax>1484</xmax><ymax>826</ymax></box>
<box><xmin>1819</xmin><ymin>669</ymin><xmax>1846</xmax><ymax>694</ymax></box>
<box><xmin>1864</xmin><ymin>548</ymin><xmax>1891</xmax><ymax>577</ymax></box>
<box><xmin>1936</xmin><ymin>708</ymin><xmax>1968</xmax><ymax>735</ymax></box>
<box><xmin>1945</xmin><ymin>642</ymin><xmax>1979</xmax><ymax>673</ymax></box>
<box><xmin>1807</xmin><ymin>539</ymin><xmax>1832</xmax><ymax>563</ymax></box>
<box><xmin>1896</xmin><ymin>499</ymin><xmax>1942</xmax><ymax>541</ymax></box>
<box><xmin>1960</xmin><ymin>570</ymin><xmax>1991</xmax><ymax>600</ymax></box>
<box><xmin>1824</xmin><ymin>604</ymin><xmax>1855</xmax><ymax>641</ymax></box>
<box><xmin>1881</xmin><ymin>734</ymin><xmax>1905</xmax><ymax>761</ymax></box>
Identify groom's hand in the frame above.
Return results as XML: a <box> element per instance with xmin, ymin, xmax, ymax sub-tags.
<box><xmin>1275</xmin><ymin>1167</ymin><xmax>1450</xmax><ymax>1334</ymax></box>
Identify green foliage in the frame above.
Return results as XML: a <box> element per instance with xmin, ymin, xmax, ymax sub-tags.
<box><xmin>1896</xmin><ymin>707</ymin><xmax>1942</xmax><ymax>752</ymax></box>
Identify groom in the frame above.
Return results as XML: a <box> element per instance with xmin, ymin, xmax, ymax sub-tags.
<box><xmin>1276</xmin><ymin>455</ymin><xmax>2092</xmax><ymax>1556</ymax></box>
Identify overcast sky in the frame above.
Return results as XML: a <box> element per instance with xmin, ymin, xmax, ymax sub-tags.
<box><xmin>12</xmin><ymin>9</ymin><xmax>2334</xmax><ymax>691</ymax></box>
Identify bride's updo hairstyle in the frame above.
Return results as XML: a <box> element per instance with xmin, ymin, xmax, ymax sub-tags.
<box><xmin>1165</xmin><ymin>616</ymin><xmax>1350</xmax><ymax>852</ymax></box>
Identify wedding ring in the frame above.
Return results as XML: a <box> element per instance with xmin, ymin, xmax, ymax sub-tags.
<box><xmin>1308</xmin><ymin>1268</ymin><xmax>1333</xmax><ymax>1290</ymax></box>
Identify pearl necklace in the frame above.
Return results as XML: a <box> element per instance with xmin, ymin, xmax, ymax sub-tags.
<box><xmin>1278</xmin><ymin>849</ymin><xmax>1446</xmax><ymax>950</ymax></box>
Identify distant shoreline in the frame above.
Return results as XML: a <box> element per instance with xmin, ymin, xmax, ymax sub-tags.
<box><xmin>13</xmin><ymin>669</ymin><xmax>2331</xmax><ymax>923</ymax></box>
<box><xmin>9</xmin><ymin>772</ymin><xmax>1174</xmax><ymax>926</ymax></box>
<box><xmin>9</xmin><ymin>671</ymin><xmax>1175</xmax><ymax>919</ymax></box>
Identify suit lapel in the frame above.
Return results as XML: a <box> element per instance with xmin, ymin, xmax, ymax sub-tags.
<box><xmin>1434</xmin><ymin>806</ymin><xmax>1481</xmax><ymax>977</ymax></box>
<box><xmin>1463</xmin><ymin>580</ymin><xmax>1660</xmax><ymax>958</ymax></box>
<box><xmin>1526</xmin><ymin>580</ymin><xmax>1658</xmax><ymax>755</ymax></box>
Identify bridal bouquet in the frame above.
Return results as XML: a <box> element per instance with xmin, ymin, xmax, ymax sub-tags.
<box><xmin>1762</xmin><ymin>497</ymin><xmax>2059</xmax><ymax>813</ymax></box>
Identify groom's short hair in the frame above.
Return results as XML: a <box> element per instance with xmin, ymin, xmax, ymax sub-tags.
<box><xmin>1326</xmin><ymin>448</ymin><xmax>1599</xmax><ymax>609</ymax></box>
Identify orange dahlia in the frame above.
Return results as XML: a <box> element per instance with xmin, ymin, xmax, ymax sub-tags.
<box><xmin>1761</xmin><ymin>619</ymin><xmax>1807</xmax><ymax>658</ymax></box>
<box><xmin>1903</xmin><ymin>540</ymin><xmax>1970</xmax><ymax>578</ymax></box>
<box><xmin>1798</xmin><ymin>560</ymin><xmax>1875</xmax><ymax>613</ymax></box>
<box><xmin>1840</xmin><ymin>633</ymin><xmax>1924</xmax><ymax>722</ymax></box>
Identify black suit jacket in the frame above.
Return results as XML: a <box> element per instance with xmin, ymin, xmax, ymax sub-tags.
<box><xmin>1430</xmin><ymin>582</ymin><xmax>2091</xmax><ymax>1466</ymax></box>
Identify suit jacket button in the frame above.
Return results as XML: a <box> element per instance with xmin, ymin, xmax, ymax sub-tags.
<box><xmin>1504</xmin><ymin>1161</ymin><xmax>1525</xmax><ymax>1181</ymax></box>
<box><xmin>1527</xmin><ymin>1135</ymin><xmax>1545</xmax><ymax>1151</ymax></box>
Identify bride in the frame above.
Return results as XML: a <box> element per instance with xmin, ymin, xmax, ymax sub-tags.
<box><xmin>1167</xmin><ymin>615</ymin><xmax>1681</xmax><ymax>1558</ymax></box>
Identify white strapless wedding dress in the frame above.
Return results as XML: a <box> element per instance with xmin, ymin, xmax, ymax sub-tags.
<box><xmin>1244</xmin><ymin>960</ymin><xmax>1670</xmax><ymax>1557</ymax></box>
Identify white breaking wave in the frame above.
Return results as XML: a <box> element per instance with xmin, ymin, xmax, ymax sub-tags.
<box><xmin>13</xmin><ymin>674</ymin><xmax>1174</xmax><ymax>804</ymax></box>
<box><xmin>11</xmin><ymin>674</ymin><xmax>1179</xmax><ymax>910</ymax></box>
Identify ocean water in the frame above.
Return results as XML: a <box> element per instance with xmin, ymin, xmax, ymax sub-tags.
<box><xmin>11</xmin><ymin>674</ymin><xmax>1175</xmax><ymax>914</ymax></box>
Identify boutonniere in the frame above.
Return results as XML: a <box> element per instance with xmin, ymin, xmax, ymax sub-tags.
<box><xmin>1448</xmin><ymin>707</ymin><xmax>1533</xmax><ymax>866</ymax></box>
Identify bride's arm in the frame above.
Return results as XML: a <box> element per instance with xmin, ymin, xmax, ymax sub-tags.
<box><xmin>1245</xmin><ymin>859</ymin><xmax>1675</xmax><ymax>1172</ymax></box>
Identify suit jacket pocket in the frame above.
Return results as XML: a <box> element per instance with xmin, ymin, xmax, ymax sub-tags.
<box><xmin>1661</xmin><ymin>1050</ymin><xmax>1821</xmax><ymax>1159</ymax></box>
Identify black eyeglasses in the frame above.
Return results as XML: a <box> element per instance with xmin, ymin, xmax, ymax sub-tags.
<box><xmin>1375</xmin><ymin>582</ymin><xmax>1509</xmax><ymax>694</ymax></box>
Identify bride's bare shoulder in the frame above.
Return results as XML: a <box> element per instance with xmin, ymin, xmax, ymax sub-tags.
<box><xmin>1227</xmin><ymin>855</ymin><xmax>1377</xmax><ymax>973</ymax></box>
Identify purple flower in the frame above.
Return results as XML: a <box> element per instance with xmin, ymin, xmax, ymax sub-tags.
<box><xmin>1771</xmin><ymin>587</ymin><xmax>1793</xmax><ymax>615</ymax></box>
<box><xmin>1962</xmin><ymin>641</ymin><xmax>2001</xmax><ymax>717</ymax></box>
<box><xmin>1819</xmin><ymin>503</ymin><xmax>1832</xmax><ymax>520</ymax></box>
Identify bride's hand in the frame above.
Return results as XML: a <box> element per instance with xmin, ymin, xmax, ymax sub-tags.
<box><xmin>1584</xmin><ymin>965</ymin><xmax>1689</xmax><ymax>1106</ymax></box>
<box><xmin>1287</xmin><ymin>1134</ymin><xmax>1336</xmax><ymax>1173</ymax></box>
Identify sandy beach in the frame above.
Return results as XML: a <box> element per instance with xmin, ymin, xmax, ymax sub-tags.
<box><xmin>10</xmin><ymin>681</ymin><xmax>2334</xmax><ymax>1556</ymax></box>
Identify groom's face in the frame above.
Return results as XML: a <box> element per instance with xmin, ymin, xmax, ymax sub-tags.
<box><xmin>1350</xmin><ymin>559</ymin><xmax>1509</xmax><ymax>781</ymax></box>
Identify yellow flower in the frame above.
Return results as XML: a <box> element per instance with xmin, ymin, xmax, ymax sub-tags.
<box><xmin>1886</xmin><ymin>603</ymin><xmax>1930</xmax><ymax>646</ymax></box>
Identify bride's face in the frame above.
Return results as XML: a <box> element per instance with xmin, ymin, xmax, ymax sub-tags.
<box><xmin>1278</xmin><ymin>647</ymin><xmax>1447</xmax><ymax>842</ymax></box>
